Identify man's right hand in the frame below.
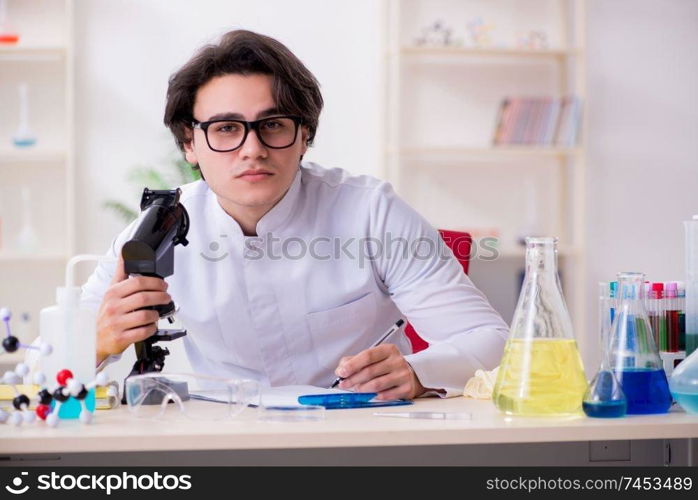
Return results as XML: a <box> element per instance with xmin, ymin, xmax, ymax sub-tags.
<box><xmin>96</xmin><ymin>255</ymin><xmax>171</xmax><ymax>366</ymax></box>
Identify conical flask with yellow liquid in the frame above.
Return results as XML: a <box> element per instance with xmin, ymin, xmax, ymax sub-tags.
<box><xmin>493</xmin><ymin>237</ymin><xmax>588</xmax><ymax>416</ymax></box>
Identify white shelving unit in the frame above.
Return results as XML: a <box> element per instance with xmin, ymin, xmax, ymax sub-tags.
<box><xmin>0</xmin><ymin>44</ymin><xmax>66</xmax><ymax>59</ymax></box>
<box><xmin>399</xmin><ymin>46</ymin><xmax>580</xmax><ymax>58</ymax></box>
<box><xmin>0</xmin><ymin>0</ymin><xmax>74</xmax><ymax>343</ymax></box>
<box><xmin>383</xmin><ymin>0</ymin><xmax>589</xmax><ymax>354</ymax></box>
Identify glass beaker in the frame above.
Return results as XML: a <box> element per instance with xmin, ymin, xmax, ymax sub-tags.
<box><xmin>686</xmin><ymin>215</ymin><xmax>698</xmax><ymax>356</ymax></box>
<box><xmin>492</xmin><ymin>237</ymin><xmax>587</xmax><ymax>416</ymax></box>
<box><xmin>13</xmin><ymin>83</ymin><xmax>37</xmax><ymax>148</ymax></box>
<box><xmin>582</xmin><ymin>282</ymin><xmax>627</xmax><ymax>418</ymax></box>
<box><xmin>669</xmin><ymin>347</ymin><xmax>698</xmax><ymax>414</ymax></box>
<box><xmin>608</xmin><ymin>272</ymin><xmax>672</xmax><ymax>414</ymax></box>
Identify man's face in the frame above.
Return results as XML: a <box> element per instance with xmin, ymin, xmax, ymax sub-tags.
<box><xmin>184</xmin><ymin>73</ymin><xmax>308</xmax><ymax>215</ymax></box>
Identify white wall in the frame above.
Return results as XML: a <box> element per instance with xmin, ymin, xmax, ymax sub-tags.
<box><xmin>584</xmin><ymin>0</ymin><xmax>698</xmax><ymax>365</ymax></box>
<box><xmin>74</xmin><ymin>0</ymin><xmax>385</xmax><ymax>254</ymax></box>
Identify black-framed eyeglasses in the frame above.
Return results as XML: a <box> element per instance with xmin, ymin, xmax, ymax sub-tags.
<box><xmin>191</xmin><ymin>115</ymin><xmax>302</xmax><ymax>152</ymax></box>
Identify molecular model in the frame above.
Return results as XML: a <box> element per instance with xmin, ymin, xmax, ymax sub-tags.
<box><xmin>414</xmin><ymin>20</ymin><xmax>461</xmax><ymax>47</ymax></box>
<box><xmin>466</xmin><ymin>16</ymin><xmax>495</xmax><ymax>48</ymax></box>
<box><xmin>40</xmin><ymin>369</ymin><xmax>109</xmax><ymax>427</ymax></box>
<box><xmin>0</xmin><ymin>364</ymin><xmax>36</xmax><ymax>426</ymax></box>
<box><xmin>1</xmin><ymin>364</ymin><xmax>108</xmax><ymax>427</ymax></box>
<box><xmin>516</xmin><ymin>30</ymin><xmax>549</xmax><ymax>50</ymax></box>
<box><xmin>1</xmin><ymin>307</ymin><xmax>108</xmax><ymax>427</ymax></box>
<box><xmin>1</xmin><ymin>308</ymin><xmax>52</xmax><ymax>357</ymax></box>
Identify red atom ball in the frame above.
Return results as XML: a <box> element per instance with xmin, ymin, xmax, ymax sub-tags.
<box><xmin>36</xmin><ymin>404</ymin><xmax>51</xmax><ymax>420</ymax></box>
<box><xmin>56</xmin><ymin>369</ymin><xmax>74</xmax><ymax>386</ymax></box>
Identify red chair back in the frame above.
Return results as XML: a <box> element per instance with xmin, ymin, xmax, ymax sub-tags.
<box><xmin>404</xmin><ymin>230</ymin><xmax>472</xmax><ymax>353</ymax></box>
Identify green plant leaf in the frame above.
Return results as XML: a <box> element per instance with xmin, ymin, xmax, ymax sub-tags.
<box><xmin>174</xmin><ymin>158</ymin><xmax>202</xmax><ymax>184</ymax></box>
<box><xmin>103</xmin><ymin>154</ymin><xmax>202</xmax><ymax>220</ymax></box>
<box><xmin>127</xmin><ymin>166</ymin><xmax>171</xmax><ymax>189</ymax></box>
<box><xmin>102</xmin><ymin>200</ymin><xmax>138</xmax><ymax>224</ymax></box>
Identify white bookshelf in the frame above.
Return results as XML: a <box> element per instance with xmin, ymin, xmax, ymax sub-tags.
<box><xmin>399</xmin><ymin>46</ymin><xmax>580</xmax><ymax>58</ymax></box>
<box><xmin>0</xmin><ymin>252</ymin><xmax>68</xmax><ymax>262</ymax></box>
<box><xmin>392</xmin><ymin>146</ymin><xmax>582</xmax><ymax>159</ymax></box>
<box><xmin>0</xmin><ymin>44</ymin><xmax>66</xmax><ymax>60</ymax></box>
<box><xmin>383</xmin><ymin>0</ymin><xmax>588</xmax><ymax>351</ymax></box>
<box><xmin>0</xmin><ymin>147</ymin><xmax>67</xmax><ymax>163</ymax></box>
<box><xmin>0</xmin><ymin>0</ymin><xmax>74</xmax><ymax>343</ymax></box>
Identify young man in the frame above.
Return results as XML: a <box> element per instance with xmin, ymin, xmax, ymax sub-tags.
<box><xmin>82</xmin><ymin>30</ymin><xmax>509</xmax><ymax>400</ymax></box>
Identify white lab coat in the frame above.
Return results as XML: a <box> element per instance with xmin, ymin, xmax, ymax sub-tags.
<box><xmin>82</xmin><ymin>162</ymin><xmax>509</xmax><ymax>397</ymax></box>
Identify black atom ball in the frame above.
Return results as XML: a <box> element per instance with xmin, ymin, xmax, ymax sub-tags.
<box><xmin>2</xmin><ymin>336</ymin><xmax>19</xmax><ymax>353</ymax></box>
<box><xmin>74</xmin><ymin>386</ymin><xmax>88</xmax><ymax>401</ymax></box>
<box><xmin>52</xmin><ymin>387</ymin><xmax>70</xmax><ymax>403</ymax></box>
<box><xmin>38</xmin><ymin>388</ymin><xmax>53</xmax><ymax>405</ymax></box>
<box><xmin>12</xmin><ymin>394</ymin><xmax>30</xmax><ymax>411</ymax></box>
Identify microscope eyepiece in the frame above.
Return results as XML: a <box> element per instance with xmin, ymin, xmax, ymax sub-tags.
<box><xmin>122</xmin><ymin>188</ymin><xmax>190</xmax><ymax>278</ymax></box>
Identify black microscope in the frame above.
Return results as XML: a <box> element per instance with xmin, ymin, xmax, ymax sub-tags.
<box><xmin>120</xmin><ymin>188</ymin><xmax>190</xmax><ymax>402</ymax></box>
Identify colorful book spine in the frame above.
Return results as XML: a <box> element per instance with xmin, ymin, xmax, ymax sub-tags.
<box><xmin>492</xmin><ymin>98</ymin><xmax>510</xmax><ymax>145</ymax></box>
<box><xmin>492</xmin><ymin>95</ymin><xmax>582</xmax><ymax>147</ymax></box>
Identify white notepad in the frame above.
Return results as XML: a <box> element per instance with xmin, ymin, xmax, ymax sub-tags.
<box><xmin>258</xmin><ymin>385</ymin><xmax>351</xmax><ymax>407</ymax></box>
<box><xmin>189</xmin><ymin>385</ymin><xmax>350</xmax><ymax>406</ymax></box>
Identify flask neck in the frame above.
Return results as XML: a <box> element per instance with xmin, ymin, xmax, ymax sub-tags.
<box><xmin>607</xmin><ymin>272</ymin><xmax>663</xmax><ymax>371</ymax></box>
<box><xmin>615</xmin><ymin>273</ymin><xmax>648</xmax><ymax>315</ymax></box>
<box><xmin>524</xmin><ymin>239</ymin><xmax>558</xmax><ymax>278</ymax></box>
<box><xmin>510</xmin><ymin>237</ymin><xmax>574</xmax><ymax>340</ymax></box>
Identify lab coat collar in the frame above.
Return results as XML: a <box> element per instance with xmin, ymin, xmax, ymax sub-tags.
<box><xmin>209</xmin><ymin>188</ymin><xmax>244</xmax><ymax>240</ymax></box>
<box><xmin>255</xmin><ymin>166</ymin><xmax>303</xmax><ymax>235</ymax></box>
<box><xmin>208</xmin><ymin>166</ymin><xmax>303</xmax><ymax>239</ymax></box>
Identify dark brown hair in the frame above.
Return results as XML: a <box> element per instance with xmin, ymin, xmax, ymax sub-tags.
<box><xmin>164</xmin><ymin>30</ymin><xmax>323</xmax><ymax>168</ymax></box>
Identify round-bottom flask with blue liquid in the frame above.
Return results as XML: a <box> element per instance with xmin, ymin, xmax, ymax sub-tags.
<box><xmin>583</xmin><ymin>370</ymin><xmax>627</xmax><ymax>418</ymax></box>
<box><xmin>583</xmin><ymin>282</ymin><xmax>627</xmax><ymax>418</ymax></box>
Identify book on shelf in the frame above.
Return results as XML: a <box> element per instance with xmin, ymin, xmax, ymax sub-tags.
<box><xmin>492</xmin><ymin>95</ymin><xmax>582</xmax><ymax>148</ymax></box>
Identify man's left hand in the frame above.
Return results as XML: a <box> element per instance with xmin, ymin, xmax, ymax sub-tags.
<box><xmin>335</xmin><ymin>344</ymin><xmax>426</xmax><ymax>400</ymax></box>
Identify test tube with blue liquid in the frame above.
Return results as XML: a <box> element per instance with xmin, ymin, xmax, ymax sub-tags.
<box><xmin>609</xmin><ymin>281</ymin><xmax>617</xmax><ymax>324</ymax></box>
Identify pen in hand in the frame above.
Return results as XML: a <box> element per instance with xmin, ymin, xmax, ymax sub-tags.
<box><xmin>329</xmin><ymin>318</ymin><xmax>405</xmax><ymax>389</ymax></box>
